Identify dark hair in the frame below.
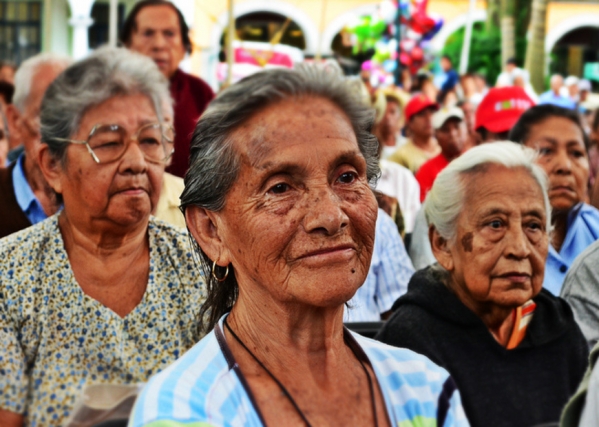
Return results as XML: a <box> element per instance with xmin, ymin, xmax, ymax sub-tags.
<box><xmin>0</xmin><ymin>80</ymin><xmax>14</xmax><ymax>104</ymax></box>
<box><xmin>476</xmin><ymin>126</ymin><xmax>509</xmax><ymax>143</ymax></box>
<box><xmin>509</xmin><ymin>104</ymin><xmax>589</xmax><ymax>150</ymax></box>
<box><xmin>180</xmin><ymin>65</ymin><xmax>380</xmax><ymax>332</ymax></box>
<box><xmin>592</xmin><ymin>108</ymin><xmax>599</xmax><ymax>133</ymax></box>
<box><xmin>120</xmin><ymin>0</ymin><xmax>191</xmax><ymax>54</ymax></box>
<box><xmin>506</xmin><ymin>57</ymin><xmax>517</xmax><ymax>66</ymax></box>
<box><xmin>441</xmin><ymin>55</ymin><xmax>452</xmax><ymax>63</ymax></box>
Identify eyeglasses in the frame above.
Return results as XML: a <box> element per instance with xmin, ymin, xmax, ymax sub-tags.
<box><xmin>52</xmin><ymin>122</ymin><xmax>175</xmax><ymax>164</ymax></box>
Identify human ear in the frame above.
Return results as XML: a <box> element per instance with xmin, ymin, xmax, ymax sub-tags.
<box><xmin>185</xmin><ymin>206</ymin><xmax>232</xmax><ymax>267</ymax></box>
<box><xmin>429</xmin><ymin>225</ymin><xmax>455</xmax><ymax>272</ymax></box>
<box><xmin>38</xmin><ymin>145</ymin><xmax>63</xmax><ymax>194</ymax></box>
<box><xmin>5</xmin><ymin>104</ymin><xmax>21</xmax><ymax>145</ymax></box>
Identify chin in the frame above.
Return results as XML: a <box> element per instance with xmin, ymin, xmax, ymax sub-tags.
<box><xmin>290</xmin><ymin>273</ymin><xmax>365</xmax><ymax>308</ymax></box>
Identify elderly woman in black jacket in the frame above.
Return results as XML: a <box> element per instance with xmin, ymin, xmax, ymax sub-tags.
<box><xmin>377</xmin><ymin>142</ymin><xmax>588</xmax><ymax>427</ymax></box>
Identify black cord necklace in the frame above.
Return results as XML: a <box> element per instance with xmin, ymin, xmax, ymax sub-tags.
<box><xmin>224</xmin><ymin>316</ymin><xmax>379</xmax><ymax>427</ymax></box>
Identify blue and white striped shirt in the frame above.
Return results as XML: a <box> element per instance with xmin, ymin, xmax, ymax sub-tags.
<box><xmin>344</xmin><ymin>209</ymin><xmax>414</xmax><ymax>322</ymax></box>
<box><xmin>128</xmin><ymin>316</ymin><xmax>469</xmax><ymax>427</ymax></box>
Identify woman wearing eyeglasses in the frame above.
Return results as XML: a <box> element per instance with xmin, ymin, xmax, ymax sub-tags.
<box><xmin>0</xmin><ymin>47</ymin><xmax>206</xmax><ymax>427</ymax></box>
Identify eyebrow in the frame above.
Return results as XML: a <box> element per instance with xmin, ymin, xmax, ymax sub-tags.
<box><xmin>534</xmin><ymin>137</ymin><xmax>584</xmax><ymax>147</ymax></box>
<box><xmin>479</xmin><ymin>207</ymin><xmax>545</xmax><ymax>219</ymax></box>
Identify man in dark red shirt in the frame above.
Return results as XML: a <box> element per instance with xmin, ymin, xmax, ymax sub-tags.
<box><xmin>415</xmin><ymin>107</ymin><xmax>468</xmax><ymax>202</ymax></box>
<box><xmin>122</xmin><ymin>0</ymin><xmax>214</xmax><ymax>178</ymax></box>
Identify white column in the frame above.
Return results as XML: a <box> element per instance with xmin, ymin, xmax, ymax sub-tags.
<box><xmin>108</xmin><ymin>0</ymin><xmax>118</xmax><ymax>47</ymax></box>
<box><xmin>67</xmin><ymin>0</ymin><xmax>96</xmax><ymax>59</ymax></box>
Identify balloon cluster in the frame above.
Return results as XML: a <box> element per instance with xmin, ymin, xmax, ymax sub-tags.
<box><xmin>345</xmin><ymin>0</ymin><xmax>444</xmax><ymax>83</ymax></box>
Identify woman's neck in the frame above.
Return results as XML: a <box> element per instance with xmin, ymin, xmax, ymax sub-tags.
<box><xmin>446</xmin><ymin>278</ymin><xmax>515</xmax><ymax>347</ymax></box>
<box><xmin>59</xmin><ymin>210</ymin><xmax>149</xmax><ymax>255</ymax></box>
<box><xmin>227</xmin><ymin>290</ymin><xmax>348</xmax><ymax>368</ymax></box>
<box><xmin>551</xmin><ymin>209</ymin><xmax>569</xmax><ymax>252</ymax></box>
<box><xmin>58</xmin><ymin>211</ymin><xmax>150</xmax><ymax>317</ymax></box>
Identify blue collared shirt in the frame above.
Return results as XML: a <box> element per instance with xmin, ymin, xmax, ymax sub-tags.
<box><xmin>538</xmin><ymin>91</ymin><xmax>576</xmax><ymax>109</ymax></box>
<box><xmin>545</xmin><ymin>203</ymin><xmax>599</xmax><ymax>295</ymax></box>
<box><xmin>11</xmin><ymin>153</ymin><xmax>48</xmax><ymax>225</ymax></box>
<box><xmin>344</xmin><ymin>209</ymin><xmax>414</xmax><ymax>322</ymax></box>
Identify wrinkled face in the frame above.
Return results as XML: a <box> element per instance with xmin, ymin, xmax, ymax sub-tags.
<box><xmin>524</xmin><ymin>116</ymin><xmax>589</xmax><ymax>212</ymax></box>
<box><xmin>444</xmin><ymin>165</ymin><xmax>549</xmax><ymax>309</ymax></box>
<box><xmin>128</xmin><ymin>5</ymin><xmax>186</xmax><ymax>79</ymax></box>
<box><xmin>409</xmin><ymin>106</ymin><xmax>435</xmax><ymax>139</ymax></box>
<box><xmin>18</xmin><ymin>64</ymin><xmax>65</xmax><ymax>167</ymax></box>
<box><xmin>214</xmin><ymin>96</ymin><xmax>378</xmax><ymax>308</ymax></box>
<box><xmin>382</xmin><ymin>99</ymin><xmax>402</xmax><ymax>138</ymax></box>
<box><xmin>54</xmin><ymin>94</ymin><xmax>164</xmax><ymax>227</ymax></box>
<box><xmin>435</xmin><ymin>118</ymin><xmax>467</xmax><ymax>159</ymax></box>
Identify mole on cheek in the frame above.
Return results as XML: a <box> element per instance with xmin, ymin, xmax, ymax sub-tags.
<box><xmin>461</xmin><ymin>232</ymin><xmax>474</xmax><ymax>252</ymax></box>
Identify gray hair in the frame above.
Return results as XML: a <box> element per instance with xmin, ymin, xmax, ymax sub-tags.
<box><xmin>181</xmin><ymin>64</ymin><xmax>380</xmax><ymax>331</ymax></box>
<box><xmin>424</xmin><ymin>141</ymin><xmax>551</xmax><ymax>242</ymax></box>
<box><xmin>40</xmin><ymin>47</ymin><xmax>172</xmax><ymax>163</ymax></box>
<box><xmin>13</xmin><ymin>53</ymin><xmax>72</xmax><ymax>112</ymax></box>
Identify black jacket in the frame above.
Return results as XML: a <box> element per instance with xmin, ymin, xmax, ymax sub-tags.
<box><xmin>376</xmin><ymin>267</ymin><xmax>588</xmax><ymax>427</ymax></box>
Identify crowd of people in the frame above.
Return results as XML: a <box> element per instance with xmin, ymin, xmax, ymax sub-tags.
<box><xmin>1</xmin><ymin>1</ymin><xmax>599</xmax><ymax>426</ymax></box>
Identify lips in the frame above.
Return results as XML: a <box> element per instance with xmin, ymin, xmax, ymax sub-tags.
<box><xmin>298</xmin><ymin>244</ymin><xmax>355</xmax><ymax>259</ymax></box>
<box><xmin>152</xmin><ymin>58</ymin><xmax>168</xmax><ymax>69</ymax></box>
<box><xmin>496</xmin><ymin>272</ymin><xmax>531</xmax><ymax>284</ymax></box>
<box><xmin>114</xmin><ymin>185</ymin><xmax>148</xmax><ymax>196</ymax></box>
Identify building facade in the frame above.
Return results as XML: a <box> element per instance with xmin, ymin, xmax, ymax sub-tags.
<box><xmin>1</xmin><ymin>0</ymin><xmax>598</xmax><ymax>88</ymax></box>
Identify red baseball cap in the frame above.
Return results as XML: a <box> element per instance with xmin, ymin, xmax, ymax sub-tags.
<box><xmin>474</xmin><ymin>87</ymin><xmax>535</xmax><ymax>133</ymax></box>
<box><xmin>405</xmin><ymin>94</ymin><xmax>439</xmax><ymax>122</ymax></box>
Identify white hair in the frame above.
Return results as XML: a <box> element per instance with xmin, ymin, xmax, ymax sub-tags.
<box><xmin>13</xmin><ymin>53</ymin><xmax>72</xmax><ymax>112</ymax></box>
<box><xmin>424</xmin><ymin>141</ymin><xmax>551</xmax><ymax>242</ymax></box>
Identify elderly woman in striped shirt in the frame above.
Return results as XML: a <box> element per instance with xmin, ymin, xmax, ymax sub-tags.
<box><xmin>128</xmin><ymin>66</ymin><xmax>469</xmax><ymax>427</ymax></box>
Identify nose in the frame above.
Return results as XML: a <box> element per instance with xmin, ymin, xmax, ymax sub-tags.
<box><xmin>151</xmin><ymin>32</ymin><xmax>167</xmax><ymax>50</ymax></box>
<box><xmin>553</xmin><ymin>149</ymin><xmax>572</xmax><ymax>175</ymax></box>
<box><xmin>505</xmin><ymin>224</ymin><xmax>531</xmax><ymax>260</ymax></box>
<box><xmin>118</xmin><ymin>138</ymin><xmax>148</xmax><ymax>174</ymax></box>
<box><xmin>302</xmin><ymin>186</ymin><xmax>349</xmax><ymax>236</ymax></box>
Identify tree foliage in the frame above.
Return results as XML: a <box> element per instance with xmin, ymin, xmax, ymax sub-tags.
<box><xmin>442</xmin><ymin>0</ymin><xmax>531</xmax><ymax>86</ymax></box>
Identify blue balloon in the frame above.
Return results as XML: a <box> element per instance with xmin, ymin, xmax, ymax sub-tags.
<box><xmin>383</xmin><ymin>59</ymin><xmax>397</xmax><ymax>73</ymax></box>
<box><xmin>422</xmin><ymin>18</ymin><xmax>444</xmax><ymax>41</ymax></box>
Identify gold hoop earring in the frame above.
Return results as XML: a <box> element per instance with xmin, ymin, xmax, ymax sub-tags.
<box><xmin>212</xmin><ymin>261</ymin><xmax>229</xmax><ymax>282</ymax></box>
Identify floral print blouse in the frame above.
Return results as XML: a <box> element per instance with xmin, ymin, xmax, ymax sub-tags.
<box><xmin>0</xmin><ymin>215</ymin><xmax>206</xmax><ymax>427</ymax></box>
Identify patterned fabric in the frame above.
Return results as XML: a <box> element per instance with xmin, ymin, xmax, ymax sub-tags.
<box><xmin>0</xmin><ymin>214</ymin><xmax>206</xmax><ymax>427</ymax></box>
<box><xmin>128</xmin><ymin>315</ymin><xmax>470</xmax><ymax>427</ymax></box>
<box><xmin>344</xmin><ymin>209</ymin><xmax>414</xmax><ymax>322</ymax></box>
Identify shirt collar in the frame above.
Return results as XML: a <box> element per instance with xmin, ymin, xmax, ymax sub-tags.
<box><xmin>12</xmin><ymin>153</ymin><xmax>39</xmax><ymax>214</ymax></box>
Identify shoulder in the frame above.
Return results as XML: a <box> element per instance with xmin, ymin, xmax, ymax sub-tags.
<box><xmin>0</xmin><ymin>214</ymin><xmax>59</xmax><ymax>256</ymax></box>
<box><xmin>129</xmin><ymin>332</ymin><xmax>227</xmax><ymax>426</ymax></box>
<box><xmin>380</xmin><ymin>159</ymin><xmax>412</xmax><ymax>175</ymax></box>
<box><xmin>148</xmin><ymin>217</ymin><xmax>190</xmax><ymax>248</ymax></box>
<box><xmin>357</xmin><ymin>332</ymin><xmax>448</xmax><ymax>376</ymax></box>
<box><xmin>354</xmin><ymin>334</ymin><xmax>468</xmax><ymax>426</ymax></box>
<box><xmin>561</xmin><ymin>239</ymin><xmax>599</xmax><ymax>297</ymax></box>
<box><xmin>162</xmin><ymin>172</ymin><xmax>185</xmax><ymax>194</ymax></box>
<box><xmin>577</xmin><ymin>203</ymin><xmax>599</xmax><ymax>231</ymax></box>
<box><xmin>176</xmin><ymin>70</ymin><xmax>214</xmax><ymax>97</ymax></box>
